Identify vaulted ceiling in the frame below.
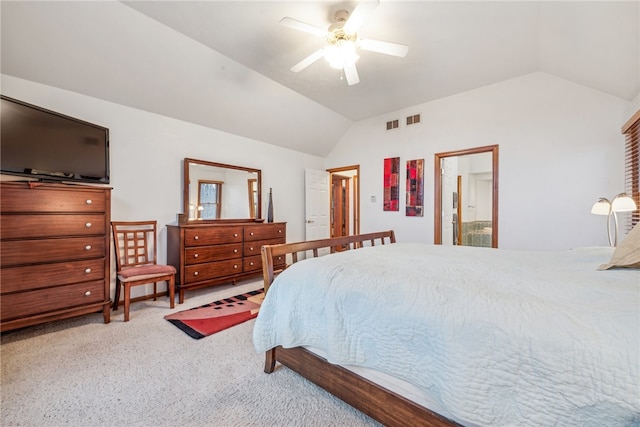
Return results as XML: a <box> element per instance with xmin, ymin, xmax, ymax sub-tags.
<box><xmin>1</xmin><ymin>1</ymin><xmax>638</xmax><ymax>157</ymax></box>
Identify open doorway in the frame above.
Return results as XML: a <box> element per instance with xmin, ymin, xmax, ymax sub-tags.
<box><xmin>328</xmin><ymin>165</ymin><xmax>360</xmax><ymax>239</ymax></box>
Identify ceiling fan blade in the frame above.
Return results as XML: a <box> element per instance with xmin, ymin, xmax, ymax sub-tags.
<box><xmin>279</xmin><ymin>17</ymin><xmax>328</xmax><ymax>37</ymax></box>
<box><xmin>343</xmin><ymin>0</ymin><xmax>380</xmax><ymax>34</ymax></box>
<box><xmin>359</xmin><ymin>38</ymin><xmax>409</xmax><ymax>57</ymax></box>
<box><xmin>291</xmin><ymin>49</ymin><xmax>325</xmax><ymax>73</ymax></box>
<box><xmin>344</xmin><ymin>63</ymin><xmax>360</xmax><ymax>85</ymax></box>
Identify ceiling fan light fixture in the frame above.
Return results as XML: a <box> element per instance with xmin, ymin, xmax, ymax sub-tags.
<box><xmin>281</xmin><ymin>0</ymin><xmax>407</xmax><ymax>84</ymax></box>
<box><xmin>324</xmin><ymin>40</ymin><xmax>359</xmax><ymax>69</ymax></box>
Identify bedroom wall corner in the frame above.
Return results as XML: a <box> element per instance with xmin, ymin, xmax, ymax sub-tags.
<box><xmin>325</xmin><ymin>72</ymin><xmax>632</xmax><ymax>251</ymax></box>
<box><xmin>1</xmin><ymin>74</ymin><xmax>323</xmax><ymax>300</ymax></box>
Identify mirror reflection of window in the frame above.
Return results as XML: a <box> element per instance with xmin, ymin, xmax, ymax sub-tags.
<box><xmin>248</xmin><ymin>179</ymin><xmax>257</xmax><ymax>219</ymax></box>
<box><xmin>185</xmin><ymin>159</ymin><xmax>262</xmax><ymax>221</ymax></box>
<box><xmin>198</xmin><ymin>180</ymin><xmax>222</xmax><ymax>219</ymax></box>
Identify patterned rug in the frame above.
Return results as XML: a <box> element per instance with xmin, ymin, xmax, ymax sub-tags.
<box><xmin>165</xmin><ymin>288</ymin><xmax>264</xmax><ymax>339</ymax></box>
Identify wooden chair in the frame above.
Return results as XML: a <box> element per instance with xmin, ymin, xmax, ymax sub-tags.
<box><xmin>111</xmin><ymin>221</ymin><xmax>176</xmax><ymax>321</ymax></box>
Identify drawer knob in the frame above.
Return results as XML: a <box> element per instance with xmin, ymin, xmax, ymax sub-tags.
<box><xmin>85</xmin><ymin>222</ymin><xmax>92</xmax><ymax>228</ymax></box>
<box><xmin>194</xmin><ymin>236</ymin><xmax>199</xmax><ymax>240</ymax></box>
<box><xmin>234</xmin><ymin>233</ymin><xmax>238</xmax><ymax>237</ymax></box>
<box><xmin>85</xmin><ymin>199</ymin><xmax>92</xmax><ymax>205</ymax></box>
<box><xmin>233</xmin><ymin>249</ymin><xmax>238</xmax><ymax>253</ymax></box>
<box><xmin>84</xmin><ymin>291</ymin><xmax>91</xmax><ymax>296</ymax></box>
<box><xmin>278</xmin><ymin>229</ymin><xmax>282</xmax><ymax>233</ymax></box>
<box><xmin>85</xmin><ymin>245</ymin><xmax>92</xmax><ymax>250</ymax></box>
<box><xmin>85</xmin><ymin>268</ymin><xmax>92</xmax><ymax>273</ymax></box>
<box><xmin>194</xmin><ymin>271</ymin><xmax>199</xmax><ymax>276</ymax></box>
<box><xmin>250</xmin><ymin>262</ymin><xmax>254</xmax><ymax>266</ymax></box>
<box><xmin>194</xmin><ymin>253</ymin><xmax>199</xmax><ymax>258</ymax></box>
<box><xmin>250</xmin><ymin>247</ymin><xmax>255</xmax><ymax>251</ymax></box>
<box><xmin>234</xmin><ymin>265</ymin><xmax>239</xmax><ymax>269</ymax></box>
<box><xmin>250</xmin><ymin>232</ymin><xmax>254</xmax><ymax>236</ymax></box>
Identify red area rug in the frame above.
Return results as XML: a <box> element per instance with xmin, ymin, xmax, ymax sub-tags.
<box><xmin>165</xmin><ymin>288</ymin><xmax>264</xmax><ymax>339</ymax></box>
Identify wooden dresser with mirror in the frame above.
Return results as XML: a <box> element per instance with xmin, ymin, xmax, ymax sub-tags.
<box><xmin>167</xmin><ymin>158</ymin><xmax>285</xmax><ymax>302</ymax></box>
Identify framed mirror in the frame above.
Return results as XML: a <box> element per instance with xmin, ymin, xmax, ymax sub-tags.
<box><xmin>434</xmin><ymin>145</ymin><xmax>499</xmax><ymax>248</ymax></box>
<box><xmin>183</xmin><ymin>158</ymin><xmax>261</xmax><ymax>221</ymax></box>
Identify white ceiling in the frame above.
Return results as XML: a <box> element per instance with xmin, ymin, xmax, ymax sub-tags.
<box><xmin>1</xmin><ymin>1</ymin><xmax>638</xmax><ymax>157</ymax></box>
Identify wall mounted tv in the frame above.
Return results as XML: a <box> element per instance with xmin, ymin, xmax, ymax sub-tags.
<box><xmin>1</xmin><ymin>95</ymin><xmax>110</xmax><ymax>184</ymax></box>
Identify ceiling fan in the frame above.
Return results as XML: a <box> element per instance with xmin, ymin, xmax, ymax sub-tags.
<box><xmin>280</xmin><ymin>0</ymin><xmax>409</xmax><ymax>85</ymax></box>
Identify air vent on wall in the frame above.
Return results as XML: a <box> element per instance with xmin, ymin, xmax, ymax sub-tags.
<box><xmin>386</xmin><ymin>119</ymin><xmax>399</xmax><ymax>130</ymax></box>
<box><xmin>406</xmin><ymin>114</ymin><xmax>421</xmax><ymax>126</ymax></box>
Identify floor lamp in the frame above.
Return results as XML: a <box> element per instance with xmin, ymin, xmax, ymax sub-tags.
<box><xmin>591</xmin><ymin>193</ymin><xmax>638</xmax><ymax>247</ymax></box>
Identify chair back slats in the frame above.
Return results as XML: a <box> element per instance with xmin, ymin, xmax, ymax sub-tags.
<box><xmin>111</xmin><ymin>221</ymin><xmax>159</xmax><ymax>271</ymax></box>
<box><xmin>110</xmin><ymin>220</ymin><xmax>176</xmax><ymax>321</ymax></box>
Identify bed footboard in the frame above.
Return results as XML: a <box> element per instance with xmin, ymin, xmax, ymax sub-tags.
<box><xmin>260</xmin><ymin>230</ymin><xmax>396</xmax><ymax>293</ymax></box>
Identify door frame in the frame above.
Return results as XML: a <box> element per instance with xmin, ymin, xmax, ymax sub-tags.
<box><xmin>327</xmin><ymin>165</ymin><xmax>360</xmax><ymax>236</ymax></box>
<box><xmin>434</xmin><ymin>145</ymin><xmax>499</xmax><ymax>248</ymax></box>
<box><xmin>331</xmin><ymin>174</ymin><xmax>351</xmax><ymax>239</ymax></box>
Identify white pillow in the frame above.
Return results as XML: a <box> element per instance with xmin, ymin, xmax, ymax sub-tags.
<box><xmin>598</xmin><ymin>223</ymin><xmax>640</xmax><ymax>270</ymax></box>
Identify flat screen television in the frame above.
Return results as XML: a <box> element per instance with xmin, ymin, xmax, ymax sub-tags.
<box><xmin>1</xmin><ymin>95</ymin><xmax>110</xmax><ymax>184</ymax></box>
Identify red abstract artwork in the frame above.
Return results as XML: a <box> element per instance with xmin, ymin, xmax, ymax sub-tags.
<box><xmin>406</xmin><ymin>159</ymin><xmax>424</xmax><ymax>216</ymax></box>
<box><xmin>383</xmin><ymin>157</ymin><xmax>400</xmax><ymax>211</ymax></box>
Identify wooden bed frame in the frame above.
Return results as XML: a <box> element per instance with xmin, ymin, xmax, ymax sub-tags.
<box><xmin>260</xmin><ymin>231</ymin><xmax>459</xmax><ymax>427</ymax></box>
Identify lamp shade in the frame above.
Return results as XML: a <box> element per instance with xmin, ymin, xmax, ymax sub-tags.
<box><xmin>591</xmin><ymin>198</ymin><xmax>611</xmax><ymax>215</ymax></box>
<box><xmin>611</xmin><ymin>193</ymin><xmax>638</xmax><ymax>212</ymax></box>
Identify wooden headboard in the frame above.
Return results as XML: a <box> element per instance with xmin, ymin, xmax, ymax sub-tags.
<box><xmin>260</xmin><ymin>230</ymin><xmax>396</xmax><ymax>293</ymax></box>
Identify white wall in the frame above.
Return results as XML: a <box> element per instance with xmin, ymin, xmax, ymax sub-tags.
<box><xmin>630</xmin><ymin>93</ymin><xmax>640</xmax><ymax>114</ymax></box>
<box><xmin>2</xmin><ymin>71</ymin><xmax>634</xmax><ymax>303</ymax></box>
<box><xmin>326</xmin><ymin>72</ymin><xmax>633</xmax><ymax>250</ymax></box>
<box><xmin>1</xmin><ymin>74</ymin><xmax>324</xmax><ymax>299</ymax></box>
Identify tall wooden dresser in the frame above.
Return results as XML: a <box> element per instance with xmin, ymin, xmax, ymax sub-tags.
<box><xmin>167</xmin><ymin>221</ymin><xmax>286</xmax><ymax>302</ymax></box>
<box><xmin>0</xmin><ymin>181</ymin><xmax>112</xmax><ymax>332</ymax></box>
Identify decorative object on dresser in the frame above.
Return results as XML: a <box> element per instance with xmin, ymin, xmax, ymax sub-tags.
<box><xmin>266</xmin><ymin>187</ymin><xmax>274</xmax><ymax>223</ymax></box>
<box><xmin>167</xmin><ymin>222</ymin><xmax>286</xmax><ymax>303</ymax></box>
<box><xmin>111</xmin><ymin>221</ymin><xmax>177</xmax><ymax>322</ymax></box>
<box><xmin>0</xmin><ymin>181</ymin><xmax>112</xmax><ymax>332</ymax></box>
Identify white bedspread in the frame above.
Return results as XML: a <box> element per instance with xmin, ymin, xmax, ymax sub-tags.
<box><xmin>253</xmin><ymin>243</ymin><xmax>640</xmax><ymax>426</ymax></box>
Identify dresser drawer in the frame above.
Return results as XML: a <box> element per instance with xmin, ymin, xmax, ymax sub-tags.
<box><xmin>1</xmin><ymin>214</ymin><xmax>106</xmax><ymax>239</ymax></box>
<box><xmin>1</xmin><ymin>280</ymin><xmax>105</xmax><ymax>321</ymax></box>
<box><xmin>243</xmin><ymin>255</ymin><xmax>262</xmax><ymax>272</ymax></box>
<box><xmin>184</xmin><ymin>259</ymin><xmax>243</xmax><ymax>284</ymax></box>
<box><xmin>244</xmin><ymin>223</ymin><xmax>286</xmax><ymax>241</ymax></box>
<box><xmin>184</xmin><ymin>243</ymin><xmax>242</xmax><ymax>265</ymax></box>
<box><xmin>0</xmin><ymin>237</ymin><xmax>105</xmax><ymax>267</ymax></box>
<box><xmin>273</xmin><ymin>254</ymin><xmax>286</xmax><ymax>268</ymax></box>
<box><xmin>0</xmin><ymin>186</ymin><xmax>106</xmax><ymax>213</ymax></box>
<box><xmin>1</xmin><ymin>259</ymin><xmax>105</xmax><ymax>293</ymax></box>
<box><xmin>184</xmin><ymin>226</ymin><xmax>243</xmax><ymax>246</ymax></box>
<box><xmin>243</xmin><ymin>238</ymin><xmax>285</xmax><ymax>257</ymax></box>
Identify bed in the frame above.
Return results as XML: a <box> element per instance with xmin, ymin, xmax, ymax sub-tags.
<box><xmin>254</xmin><ymin>230</ymin><xmax>640</xmax><ymax>426</ymax></box>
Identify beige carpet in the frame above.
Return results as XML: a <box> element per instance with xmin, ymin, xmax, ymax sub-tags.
<box><xmin>1</xmin><ymin>279</ymin><xmax>380</xmax><ymax>427</ymax></box>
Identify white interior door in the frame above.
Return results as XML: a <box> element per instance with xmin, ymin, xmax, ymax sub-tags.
<box><xmin>305</xmin><ymin>169</ymin><xmax>330</xmax><ymax>241</ymax></box>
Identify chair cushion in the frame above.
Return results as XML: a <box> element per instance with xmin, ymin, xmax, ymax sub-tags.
<box><xmin>119</xmin><ymin>264</ymin><xmax>176</xmax><ymax>279</ymax></box>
